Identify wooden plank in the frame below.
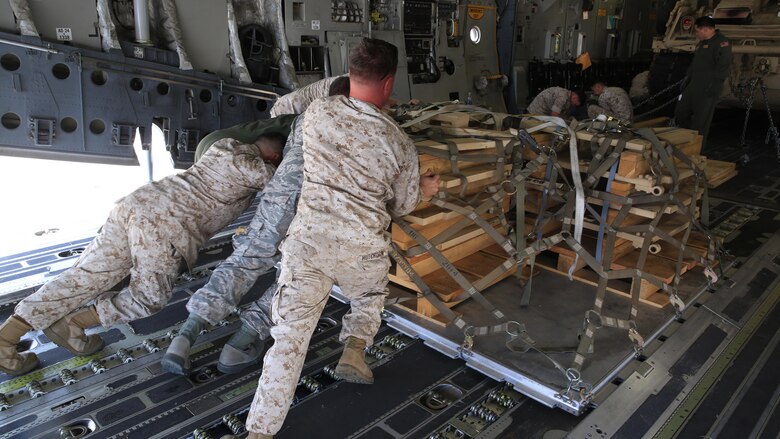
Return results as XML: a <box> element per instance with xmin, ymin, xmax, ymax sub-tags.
<box><xmin>415</xmin><ymin>137</ymin><xmax>509</xmax><ymax>152</ymax></box>
<box><xmin>390</xmin><ymin>250</ymin><xmax>517</xmax><ymax>315</ymax></box>
<box><xmin>654</xmin><ymin>241</ymin><xmax>700</xmax><ymax>273</ymax></box>
<box><xmin>654</xmin><ymin>127</ymin><xmax>700</xmax><ymax>146</ymax></box>
<box><xmin>705</xmin><ymin>159</ymin><xmax>738</xmax><ymax>188</ymax></box>
<box><xmin>612</xmin><ymin>249</ymin><xmax>686</xmax><ymax>285</ymax></box>
<box><xmin>481</xmin><ymin>243</ymin><xmax>511</xmax><ymax>258</ymax></box>
<box><xmin>613</xmin><ymin>168</ymin><xmax>695</xmax><ymax>192</ymax></box>
<box><xmin>392</xmin><ymin>213</ymin><xmax>490</xmax><ymax>249</ymax></box>
<box><xmin>395</xmin><ymin>219</ymin><xmax>500</xmax><ymax>254</ymax></box>
<box><xmin>417</xmin><ymin>151</ymin><xmax>490</xmax><ymax>175</ymax></box>
<box><xmin>686</xmin><ymin>231</ymin><xmax>711</xmax><ymax>252</ymax></box>
<box><xmin>414</xmin><ymin>176</ymin><xmax>511</xmax><ymax>212</ymax></box>
<box><xmin>453</xmin><ymin>251</ymin><xmax>510</xmax><ymax>278</ymax></box>
<box><xmin>617</xmin><ymin>151</ymin><xmax>651</xmax><ymax>178</ymax></box>
<box><xmin>549</xmin><ymin>232</ymin><xmax>634</xmax><ymax>262</ymax></box>
<box><xmin>393</xmin><ymin>232</ymin><xmax>498</xmax><ymax>279</ymax></box>
<box><xmin>535</xmin><ymin>260</ymin><xmax>668</xmax><ymax>308</ymax></box>
<box><xmin>439</xmin><ymin>164</ymin><xmax>512</xmax><ymax>189</ymax></box>
<box><xmin>588</xmin><ymin>190</ymin><xmax>698</xmax><ymax>219</ymax></box>
<box><xmin>393</xmin><ymin>300</ymin><xmax>454</xmax><ymax>327</ymax></box>
<box><xmin>404</xmin><ymin>193</ymin><xmax>506</xmax><ymax>225</ymax></box>
<box><xmin>414</xmin><ymin>251</ymin><xmax>518</xmax><ymax>317</ymax></box>
<box><xmin>584</xmin><ymin>212</ymin><xmax>691</xmax><ymax>247</ymax></box>
<box><xmin>403</xmin><ymin>206</ymin><xmax>463</xmax><ymax>225</ymax></box>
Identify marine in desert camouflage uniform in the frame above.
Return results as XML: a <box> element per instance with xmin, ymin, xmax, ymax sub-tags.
<box><xmin>0</xmin><ymin>134</ymin><xmax>284</xmax><ymax>376</ymax></box>
<box><xmin>269</xmin><ymin>75</ymin><xmax>347</xmax><ymax>117</ymax></box>
<box><xmin>161</xmin><ymin>77</ymin><xmax>351</xmax><ymax>377</ymax></box>
<box><xmin>527</xmin><ymin>86</ymin><xmax>583</xmax><ymax>118</ymax></box>
<box><xmin>588</xmin><ymin>82</ymin><xmax>634</xmax><ymax>121</ymax></box>
<box><xmin>243</xmin><ymin>38</ymin><xmax>440</xmax><ymax>439</ymax></box>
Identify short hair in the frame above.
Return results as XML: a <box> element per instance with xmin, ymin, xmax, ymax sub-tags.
<box><xmin>256</xmin><ymin>131</ymin><xmax>286</xmax><ymax>154</ymax></box>
<box><xmin>328</xmin><ymin>76</ymin><xmax>350</xmax><ymax>97</ymax></box>
<box><xmin>348</xmin><ymin>38</ymin><xmax>398</xmax><ymax>82</ymax></box>
<box><xmin>591</xmin><ymin>81</ymin><xmax>606</xmax><ymax>87</ymax></box>
<box><xmin>694</xmin><ymin>16</ymin><xmax>716</xmax><ymax>29</ymax></box>
<box><xmin>573</xmin><ymin>90</ymin><xmax>586</xmax><ymax>106</ymax></box>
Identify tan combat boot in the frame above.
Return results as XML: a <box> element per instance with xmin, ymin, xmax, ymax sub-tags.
<box><xmin>43</xmin><ymin>305</ymin><xmax>104</xmax><ymax>356</ymax></box>
<box><xmin>247</xmin><ymin>432</ymin><xmax>273</xmax><ymax>439</ymax></box>
<box><xmin>334</xmin><ymin>336</ymin><xmax>374</xmax><ymax>384</ymax></box>
<box><xmin>0</xmin><ymin>315</ymin><xmax>40</xmax><ymax>375</ymax></box>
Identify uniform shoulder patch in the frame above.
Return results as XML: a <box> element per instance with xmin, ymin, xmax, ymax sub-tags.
<box><xmin>720</xmin><ymin>41</ymin><xmax>729</xmax><ymax>47</ymax></box>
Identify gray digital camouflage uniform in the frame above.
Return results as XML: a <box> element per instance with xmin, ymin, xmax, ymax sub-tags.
<box><xmin>246</xmin><ymin>95</ymin><xmax>422</xmax><ymax>435</ymax></box>
<box><xmin>15</xmin><ymin>139</ymin><xmax>276</xmax><ymax>329</ymax></box>
<box><xmin>588</xmin><ymin>86</ymin><xmax>634</xmax><ymax>121</ymax></box>
<box><xmin>527</xmin><ymin>86</ymin><xmax>571</xmax><ymax>116</ymax></box>
<box><xmin>186</xmin><ymin>116</ymin><xmax>305</xmax><ymax>337</ymax></box>
<box><xmin>269</xmin><ymin>76</ymin><xmax>340</xmax><ymax>117</ymax></box>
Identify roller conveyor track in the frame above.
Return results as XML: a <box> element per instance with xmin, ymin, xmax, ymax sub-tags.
<box><xmin>1</xmin><ymin>197</ymin><xmax>779</xmax><ymax>438</ymax></box>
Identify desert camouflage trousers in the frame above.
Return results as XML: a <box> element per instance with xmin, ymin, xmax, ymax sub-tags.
<box><xmin>15</xmin><ymin>204</ymin><xmax>182</xmax><ymax>329</ymax></box>
<box><xmin>246</xmin><ymin>237</ymin><xmax>390</xmax><ymax>435</ymax></box>
<box><xmin>588</xmin><ymin>104</ymin><xmax>631</xmax><ymax>122</ymax></box>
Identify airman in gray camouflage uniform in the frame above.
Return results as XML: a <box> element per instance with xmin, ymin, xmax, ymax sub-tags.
<box><xmin>0</xmin><ymin>136</ymin><xmax>283</xmax><ymax>376</ymax></box>
<box><xmin>161</xmin><ymin>77</ymin><xmax>352</xmax><ymax>377</ymax></box>
<box><xmin>161</xmin><ymin>116</ymin><xmax>305</xmax><ymax>375</ymax></box>
<box><xmin>588</xmin><ymin>82</ymin><xmax>634</xmax><ymax>121</ymax></box>
<box><xmin>244</xmin><ymin>38</ymin><xmax>440</xmax><ymax>439</ymax></box>
<box><xmin>269</xmin><ymin>75</ymin><xmax>346</xmax><ymax>117</ymax></box>
<box><xmin>527</xmin><ymin>86</ymin><xmax>582</xmax><ymax>117</ymax></box>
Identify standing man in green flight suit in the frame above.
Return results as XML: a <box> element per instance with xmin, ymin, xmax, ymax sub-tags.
<box><xmin>674</xmin><ymin>16</ymin><xmax>733</xmax><ymax>147</ymax></box>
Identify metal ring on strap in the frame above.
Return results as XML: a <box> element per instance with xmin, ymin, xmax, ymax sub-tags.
<box><xmin>505</xmin><ymin>321</ymin><xmax>524</xmax><ymax>337</ymax></box>
<box><xmin>501</xmin><ymin>179</ymin><xmax>517</xmax><ymax>195</ymax></box>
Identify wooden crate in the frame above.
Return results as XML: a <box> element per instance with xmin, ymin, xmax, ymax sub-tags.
<box><xmin>389</xmin><ymin>132</ymin><xmax>517</xmax><ymax>321</ymax></box>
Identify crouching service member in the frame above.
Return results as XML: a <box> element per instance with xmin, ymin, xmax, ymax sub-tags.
<box><xmin>0</xmin><ymin>121</ymin><xmax>290</xmax><ymax>375</ymax></box>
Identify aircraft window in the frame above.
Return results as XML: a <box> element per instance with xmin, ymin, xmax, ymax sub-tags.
<box><xmin>1</xmin><ymin>112</ymin><xmax>20</xmax><ymax>129</ymax></box>
<box><xmin>60</xmin><ymin>117</ymin><xmax>78</xmax><ymax>133</ymax></box>
<box><xmin>256</xmin><ymin>100</ymin><xmax>268</xmax><ymax>112</ymax></box>
<box><xmin>1</xmin><ymin>53</ymin><xmax>20</xmax><ymax>71</ymax></box>
<box><xmin>89</xmin><ymin>119</ymin><xmax>106</xmax><ymax>135</ymax></box>
<box><xmin>157</xmin><ymin>82</ymin><xmax>170</xmax><ymax>95</ymax></box>
<box><xmin>52</xmin><ymin>63</ymin><xmax>70</xmax><ymax>80</ymax></box>
<box><xmin>199</xmin><ymin>89</ymin><xmax>212</xmax><ymax>103</ymax></box>
<box><xmin>91</xmin><ymin>70</ymin><xmax>108</xmax><ymax>86</ymax></box>
<box><xmin>469</xmin><ymin>26</ymin><xmax>482</xmax><ymax>44</ymax></box>
<box><xmin>130</xmin><ymin>77</ymin><xmax>144</xmax><ymax>91</ymax></box>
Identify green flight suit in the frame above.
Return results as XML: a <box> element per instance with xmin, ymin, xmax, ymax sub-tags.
<box><xmin>194</xmin><ymin>114</ymin><xmax>298</xmax><ymax>162</ymax></box>
<box><xmin>674</xmin><ymin>30</ymin><xmax>733</xmax><ymax>143</ymax></box>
